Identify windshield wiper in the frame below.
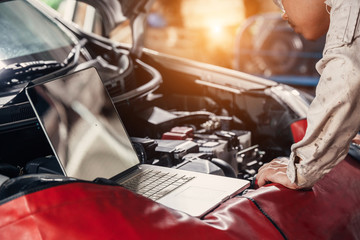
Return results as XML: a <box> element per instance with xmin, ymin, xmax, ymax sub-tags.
<box><xmin>0</xmin><ymin>40</ymin><xmax>84</xmax><ymax>89</ymax></box>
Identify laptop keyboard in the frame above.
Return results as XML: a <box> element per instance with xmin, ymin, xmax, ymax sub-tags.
<box><xmin>121</xmin><ymin>169</ymin><xmax>195</xmax><ymax>201</ymax></box>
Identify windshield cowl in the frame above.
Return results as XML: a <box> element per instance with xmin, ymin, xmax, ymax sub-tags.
<box><xmin>0</xmin><ymin>42</ymin><xmax>81</xmax><ymax>91</ymax></box>
<box><xmin>0</xmin><ymin>60</ymin><xmax>62</xmax><ymax>87</ymax></box>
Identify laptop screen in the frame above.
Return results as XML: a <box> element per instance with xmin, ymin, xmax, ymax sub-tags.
<box><xmin>26</xmin><ymin>68</ymin><xmax>140</xmax><ymax>180</ymax></box>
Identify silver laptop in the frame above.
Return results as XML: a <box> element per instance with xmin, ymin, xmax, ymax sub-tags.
<box><xmin>25</xmin><ymin>67</ymin><xmax>249</xmax><ymax>217</ymax></box>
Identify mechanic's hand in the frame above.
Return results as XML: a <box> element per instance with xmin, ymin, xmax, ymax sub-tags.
<box><xmin>256</xmin><ymin>157</ymin><xmax>301</xmax><ymax>190</ymax></box>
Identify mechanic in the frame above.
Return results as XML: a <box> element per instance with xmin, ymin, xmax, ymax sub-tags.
<box><xmin>256</xmin><ymin>0</ymin><xmax>360</xmax><ymax>189</ymax></box>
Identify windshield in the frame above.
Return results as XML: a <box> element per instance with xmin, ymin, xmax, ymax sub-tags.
<box><xmin>0</xmin><ymin>0</ymin><xmax>79</xmax><ymax>94</ymax></box>
<box><xmin>0</xmin><ymin>0</ymin><xmax>74</xmax><ymax>64</ymax></box>
<box><xmin>0</xmin><ymin>0</ymin><xmax>76</xmax><ymax>62</ymax></box>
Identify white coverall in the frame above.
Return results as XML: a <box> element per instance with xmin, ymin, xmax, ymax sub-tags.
<box><xmin>287</xmin><ymin>0</ymin><xmax>360</xmax><ymax>188</ymax></box>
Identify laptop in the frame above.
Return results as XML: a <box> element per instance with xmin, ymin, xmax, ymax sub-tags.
<box><xmin>25</xmin><ymin>67</ymin><xmax>249</xmax><ymax>217</ymax></box>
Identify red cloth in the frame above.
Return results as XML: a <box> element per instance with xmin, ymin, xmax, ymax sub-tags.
<box><xmin>0</xmin><ymin>155</ymin><xmax>359</xmax><ymax>239</ymax></box>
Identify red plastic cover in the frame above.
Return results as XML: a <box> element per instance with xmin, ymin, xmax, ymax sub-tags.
<box><xmin>0</xmin><ymin>155</ymin><xmax>359</xmax><ymax>239</ymax></box>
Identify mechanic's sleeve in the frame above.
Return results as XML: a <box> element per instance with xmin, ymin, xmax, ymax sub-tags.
<box><xmin>287</xmin><ymin>0</ymin><xmax>360</xmax><ymax>188</ymax></box>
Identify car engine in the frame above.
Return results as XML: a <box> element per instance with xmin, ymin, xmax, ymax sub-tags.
<box><xmin>0</xmin><ymin>39</ymin><xmax>310</xmax><ymax>183</ymax></box>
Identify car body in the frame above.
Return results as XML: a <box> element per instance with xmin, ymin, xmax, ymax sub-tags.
<box><xmin>0</xmin><ymin>1</ymin><xmax>360</xmax><ymax>239</ymax></box>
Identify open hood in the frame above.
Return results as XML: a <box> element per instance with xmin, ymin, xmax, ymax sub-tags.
<box><xmin>78</xmin><ymin>0</ymin><xmax>156</xmax><ymax>57</ymax></box>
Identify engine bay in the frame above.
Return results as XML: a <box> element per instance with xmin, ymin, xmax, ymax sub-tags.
<box><xmin>108</xmin><ymin>52</ymin><xmax>305</xmax><ymax>181</ymax></box>
<box><xmin>117</xmin><ymin>99</ymin><xmax>265</xmax><ymax>180</ymax></box>
<box><xmin>0</xmin><ymin>45</ymin><xmax>308</xmax><ymax>183</ymax></box>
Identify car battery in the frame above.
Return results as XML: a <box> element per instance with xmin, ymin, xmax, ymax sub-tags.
<box><xmin>131</xmin><ymin>137</ymin><xmax>199</xmax><ymax>166</ymax></box>
<box><xmin>197</xmin><ymin>140</ymin><xmax>238</xmax><ymax>173</ymax></box>
<box><xmin>195</xmin><ymin>130</ymin><xmax>252</xmax><ymax>174</ymax></box>
<box><xmin>214</xmin><ymin>130</ymin><xmax>251</xmax><ymax>150</ymax></box>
